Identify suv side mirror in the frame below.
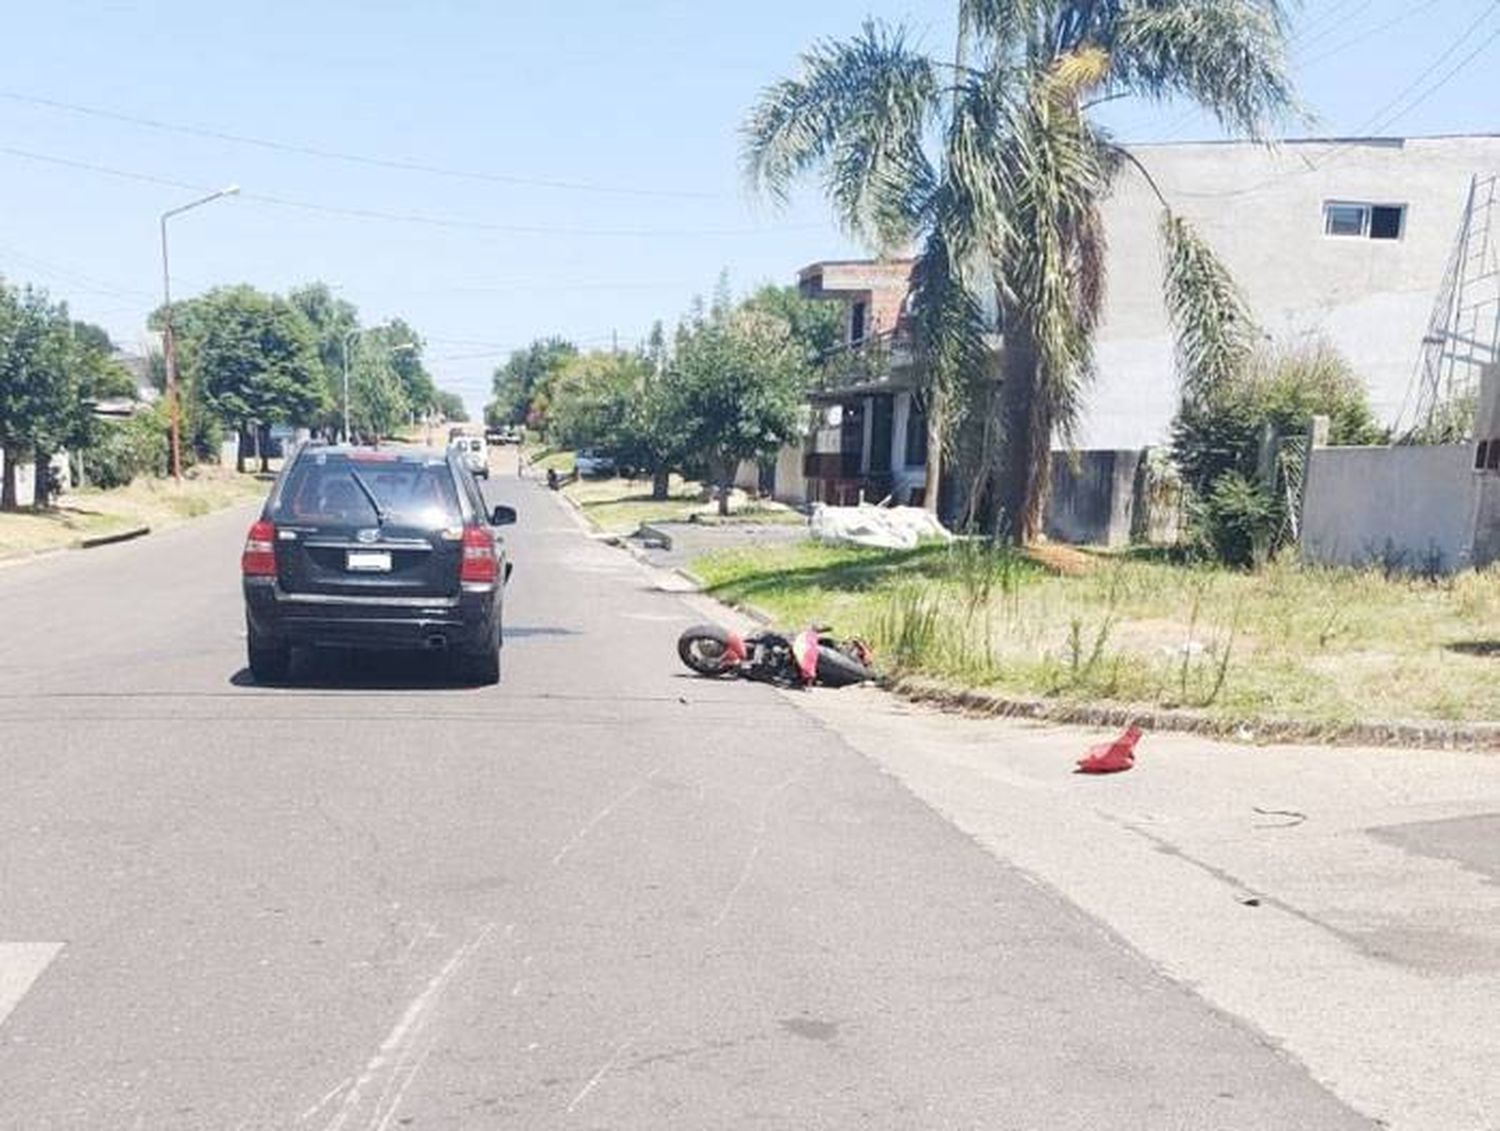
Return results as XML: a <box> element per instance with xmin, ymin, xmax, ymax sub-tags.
<box><xmin>490</xmin><ymin>504</ymin><xmax>517</xmax><ymax>526</ymax></box>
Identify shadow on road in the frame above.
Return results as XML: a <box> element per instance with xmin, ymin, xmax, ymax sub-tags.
<box><xmin>227</xmin><ymin>626</ymin><xmax>581</xmax><ymax>691</ymax></box>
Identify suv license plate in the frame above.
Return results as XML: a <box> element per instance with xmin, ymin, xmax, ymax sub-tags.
<box><xmin>346</xmin><ymin>550</ymin><xmax>392</xmax><ymax>573</ymax></box>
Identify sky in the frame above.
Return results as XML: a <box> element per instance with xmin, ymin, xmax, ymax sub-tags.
<box><xmin>1</xmin><ymin>0</ymin><xmax>1498</xmax><ymax>419</ymax></box>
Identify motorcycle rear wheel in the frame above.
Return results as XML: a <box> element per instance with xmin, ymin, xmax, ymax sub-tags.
<box><xmin>814</xmin><ymin>644</ymin><xmax>875</xmax><ymax>688</ymax></box>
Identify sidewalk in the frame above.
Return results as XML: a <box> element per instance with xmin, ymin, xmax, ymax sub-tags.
<box><xmin>786</xmin><ymin>685</ymin><xmax>1500</xmax><ymax>1131</ymax></box>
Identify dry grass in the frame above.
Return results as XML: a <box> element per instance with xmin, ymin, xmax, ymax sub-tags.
<box><xmin>0</xmin><ymin>467</ymin><xmax>266</xmax><ymax>559</ymax></box>
<box><xmin>693</xmin><ymin>540</ymin><xmax>1500</xmax><ymax>728</ymax></box>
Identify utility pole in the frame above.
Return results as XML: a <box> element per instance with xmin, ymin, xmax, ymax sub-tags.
<box><xmin>159</xmin><ymin>185</ymin><xmax>239</xmax><ymax>480</ymax></box>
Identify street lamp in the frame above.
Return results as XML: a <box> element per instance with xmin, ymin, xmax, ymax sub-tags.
<box><xmin>160</xmin><ymin>184</ymin><xmax>239</xmax><ymax>481</ymax></box>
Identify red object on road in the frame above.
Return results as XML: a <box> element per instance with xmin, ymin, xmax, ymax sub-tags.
<box><xmin>1075</xmin><ymin>726</ymin><xmax>1143</xmax><ymax>774</ymax></box>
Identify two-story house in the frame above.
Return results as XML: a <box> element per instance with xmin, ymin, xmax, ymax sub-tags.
<box><xmin>766</xmin><ymin>133</ymin><xmax>1500</xmax><ymax>542</ymax></box>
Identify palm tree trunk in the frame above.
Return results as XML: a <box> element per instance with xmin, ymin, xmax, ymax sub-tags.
<box><xmin>923</xmin><ymin>389</ymin><xmax>943</xmax><ymax>517</ymax></box>
<box><xmin>993</xmin><ymin>312</ymin><xmax>1050</xmax><ymax>544</ymax></box>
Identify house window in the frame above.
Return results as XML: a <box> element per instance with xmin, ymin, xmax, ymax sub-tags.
<box><xmin>1324</xmin><ymin>201</ymin><xmax>1406</xmax><ymax>240</ymax></box>
<box><xmin>850</xmin><ymin>301</ymin><xmax>867</xmax><ymax>344</ymax></box>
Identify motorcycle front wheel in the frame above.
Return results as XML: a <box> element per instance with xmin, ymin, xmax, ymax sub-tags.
<box><xmin>677</xmin><ymin>624</ymin><xmax>736</xmax><ymax>676</ymax></box>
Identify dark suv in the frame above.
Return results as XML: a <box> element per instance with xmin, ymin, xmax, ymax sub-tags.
<box><xmin>241</xmin><ymin>445</ymin><xmax>514</xmax><ymax>685</ymax></box>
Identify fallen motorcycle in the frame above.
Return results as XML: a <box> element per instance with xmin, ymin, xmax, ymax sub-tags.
<box><xmin>676</xmin><ymin>623</ymin><xmax>876</xmax><ymax>688</ymax></box>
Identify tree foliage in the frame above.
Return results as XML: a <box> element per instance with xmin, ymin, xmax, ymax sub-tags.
<box><xmin>433</xmin><ymin>389</ymin><xmax>468</xmax><ymax>423</ymax></box>
<box><xmin>171</xmin><ymin>286</ymin><xmax>326</xmax><ymax>468</ymax></box>
<box><xmin>670</xmin><ymin>302</ymin><xmax>814</xmax><ymax>513</ymax></box>
<box><xmin>1172</xmin><ymin>337</ymin><xmax>1386</xmax><ymax>565</ymax></box>
<box><xmin>745</xmin><ymin>1</ymin><xmax>1296</xmax><ymax>540</ymax></box>
<box><xmin>487</xmin><ymin>338</ymin><xmax>578</xmax><ymax>429</ymax></box>
<box><xmin>0</xmin><ymin>281</ymin><xmax>79</xmax><ymax>508</ymax></box>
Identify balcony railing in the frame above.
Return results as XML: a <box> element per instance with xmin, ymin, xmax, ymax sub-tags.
<box><xmin>810</xmin><ymin>330</ymin><xmax>914</xmax><ymax>394</ymax></box>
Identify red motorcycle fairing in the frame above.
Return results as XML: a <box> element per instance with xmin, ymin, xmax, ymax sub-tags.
<box><xmin>724</xmin><ymin>631</ymin><xmax>748</xmax><ymax>664</ymax></box>
<box><xmin>791</xmin><ymin>628</ymin><xmax>820</xmax><ymax>684</ymax></box>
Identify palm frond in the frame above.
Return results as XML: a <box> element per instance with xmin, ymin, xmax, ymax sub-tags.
<box><xmin>961</xmin><ymin>0</ymin><xmax>1050</xmax><ymax>45</ymax></box>
<box><xmin>742</xmin><ymin>20</ymin><xmax>938</xmax><ymax>249</ymax></box>
<box><xmin>1160</xmin><ymin>211</ymin><xmax>1257</xmax><ymax>404</ymax></box>
<box><xmin>1108</xmin><ymin>0</ymin><xmax>1298</xmax><ymax>137</ymax></box>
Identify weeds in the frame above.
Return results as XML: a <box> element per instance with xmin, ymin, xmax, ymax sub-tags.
<box><xmin>691</xmin><ymin>541</ymin><xmax>1500</xmax><ymax>726</ymax></box>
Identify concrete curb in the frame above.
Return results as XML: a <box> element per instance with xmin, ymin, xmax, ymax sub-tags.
<box><xmin>76</xmin><ymin>525</ymin><xmax>152</xmax><ymax>549</ymax></box>
<box><xmin>889</xmin><ymin>677</ymin><xmax>1500</xmax><ymax>753</ymax></box>
<box><xmin>637</xmin><ymin>523</ymin><xmax>674</xmax><ymax>550</ymax></box>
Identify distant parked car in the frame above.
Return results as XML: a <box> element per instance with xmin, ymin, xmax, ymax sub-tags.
<box><xmin>240</xmin><ymin>444</ymin><xmax>515</xmax><ymax>685</ymax></box>
<box><xmin>575</xmin><ymin>449</ymin><xmax>617</xmax><ymax>478</ymax></box>
<box><xmin>450</xmin><ymin>435</ymin><xmax>490</xmax><ymax>479</ymax></box>
<box><xmin>486</xmin><ymin>426</ymin><xmax>521</xmax><ymax>445</ymax></box>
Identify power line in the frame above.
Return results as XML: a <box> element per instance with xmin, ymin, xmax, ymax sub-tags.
<box><xmin>0</xmin><ymin>89</ymin><xmax>722</xmax><ymax>201</ymax></box>
<box><xmin>1160</xmin><ymin>2</ymin><xmax>1500</xmax><ymax>200</ymax></box>
<box><xmin>1347</xmin><ymin>0</ymin><xmax>1500</xmax><ymax>137</ymax></box>
<box><xmin>0</xmin><ymin>145</ymin><xmax>820</xmax><ymax>239</ymax></box>
<box><xmin>1299</xmin><ymin>0</ymin><xmax>1447</xmax><ymax>68</ymax></box>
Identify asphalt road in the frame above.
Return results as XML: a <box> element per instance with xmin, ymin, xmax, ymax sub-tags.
<box><xmin>0</xmin><ymin>474</ymin><xmax>1373</xmax><ymax>1129</ymax></box>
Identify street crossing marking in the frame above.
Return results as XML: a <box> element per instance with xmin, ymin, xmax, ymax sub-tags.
<box><xmin>0</xmin><ymin>943</ymin><xmax>62</xmax><ymax>1028</ymax></box>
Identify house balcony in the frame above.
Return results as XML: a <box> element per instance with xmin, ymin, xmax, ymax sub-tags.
<box><xmin>810</xmin><ymin>331</ymin><xmax>917</xmax><ymax>400</ymax></box>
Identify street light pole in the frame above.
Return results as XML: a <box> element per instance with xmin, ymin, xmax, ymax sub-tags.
<box><xmin>342</xmin><ymin>327</ymin><xmax>361</xmax><ymax>443</ymax></box>
<box><xmin>159</xmin><ymin>185</ymin><xmax>239</xmax><ymax>481</ymax></box>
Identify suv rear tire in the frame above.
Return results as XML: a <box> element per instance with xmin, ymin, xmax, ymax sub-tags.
<box><xmin>459</xmin><ymin>624</ymin><xmax>501</xmax><ymax>686</ymax></box>
<box><xmin>247</xmin><ymin>630</ymin><xmax>291</xmax><ymax>684</ymax></box>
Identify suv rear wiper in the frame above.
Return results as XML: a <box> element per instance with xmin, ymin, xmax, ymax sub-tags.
<box><xmin>345</xmin><ymin>467</ymin><xmax>389</xmax><ymax>528</ymax></box>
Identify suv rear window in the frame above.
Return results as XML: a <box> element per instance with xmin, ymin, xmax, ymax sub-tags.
<box><xmin>273</xmin><ymin>453</ymin><xmax>462</xmax><ymax>528</ymax></box>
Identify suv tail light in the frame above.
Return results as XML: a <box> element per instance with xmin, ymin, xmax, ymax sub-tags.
<box><xmin>241</xmin><ymin>519</ymin><xmax>278</xmax><ymax>577</ymax></box>
<box><xmin>459</xmin><ymin>525</ymin><xmax>497</xmax><ymax>583</ymax></box>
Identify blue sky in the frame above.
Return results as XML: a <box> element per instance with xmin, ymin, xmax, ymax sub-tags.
<box><xmin>1</xmin><ymin>0</ymin><xmax>1497</xmax><ymax>417</ymax></box>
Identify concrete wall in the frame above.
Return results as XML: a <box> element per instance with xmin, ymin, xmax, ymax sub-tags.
<box><xmin>1045</xmin><ymin>450</ymin><xmax>1143</xmax><ymax>547</ymax></box>
<box><xmin>1086</xmin><ymin>136</ymin><xmax>1500</xmax><ymax>449</ymax></box>
<box><xmin>1302</xmin><ymin>444</ymin><xmax>1479</xmax><ymax>572</ymax></box>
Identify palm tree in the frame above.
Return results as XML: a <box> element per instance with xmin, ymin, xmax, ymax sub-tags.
<box><xmin>744</xmin><ymin>1</ymin><xmax>1294</xmax><ymax>541</ymax></box>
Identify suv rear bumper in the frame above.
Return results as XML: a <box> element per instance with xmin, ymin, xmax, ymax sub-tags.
<box><xmin>244</xmin><ymin>579</ymin><xmax>498</xmax><ymax>651</ymax></box>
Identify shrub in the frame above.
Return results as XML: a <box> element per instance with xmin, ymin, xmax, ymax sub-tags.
<box><xmin>1197</xmin><ymin>472</ymin><xmax>1279</xmax><ymax>568</ymax></box>
<box><xmin>83</xmin><ymin>408</ymin><xmax>169</xmax><ymax>488</ymax></box>
<box><xmin>1172</xmin><ymin>338</ymin><xmax>1385</xmax><ymax>565</ymax></box>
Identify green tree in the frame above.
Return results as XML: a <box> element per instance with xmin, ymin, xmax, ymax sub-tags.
<box><xmin>0</xmin><ymin>281</ymin><xmax>78</xmax><ymax>509</ymax></box>
<box><xmin>745</xmin><ymin>4</ymin><xmax>1295</xmax><ymax>540</ymax></box>
<box><xmin>347</xmin><ymin>350</ymin><xmax>410</xmax><ymax>443</ymax></box>
<box><xmin>486</xmin><ymin>337</ymin><xmax>577</xmax><ymax>429</ymax></box>
<box><xmin>740</xmin><ymin>284</ymin><xmax>843</xmax><ymax>363</ymax></box>
<box><xmin>433</xmin><ymin>388</ymin><xmax>469</xmax><ymax>423</ymax></box>
<box><xmin>670</xmin><ymin>303</ymin><xmax>813</xmax><ymax>515</ymax></box>
<box><xmin>287</xmin><ymin>282</ymin><xmax>358</xmax><ymax>435</ymax></box>
<box><xmin>546</xmin><ymin>350</ymin><xmax>651</xmax><ymax>452</ymax></box>
<box><xmin>378</xmin><ymin>318</ymin><xmax>435</xmax><ymax>417</ymax></box>
<box><xmin>180</xmin><ymin>286</ymin><xmax>328</xmax><ymax>471</ymax></box>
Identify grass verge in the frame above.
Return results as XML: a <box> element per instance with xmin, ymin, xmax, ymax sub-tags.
<box><xmin>0</xmin><ymin>467</ymin><xmax>267</xmax><ymax>560</ymax></box>
<box><xmin>562</xmin><ymin>474</ymin><xmax>805</xmax><ymax>536</ymax></box>
<box><xmin>692</xmin><ymin>539</ymin><xmax>1500</xmax><ymax>731</ymax></box>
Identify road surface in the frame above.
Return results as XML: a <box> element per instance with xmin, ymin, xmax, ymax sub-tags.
<box><xmin>0</xmin><ymin>472</ymin><xmax>1372</xmax><ymax>1129</ymax></box>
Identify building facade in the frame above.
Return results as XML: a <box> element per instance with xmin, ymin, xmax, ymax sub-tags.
<box><xmin>773</xmin><ymin>134</ymin><xmax>1500</xmax><ymax>525</ymax></box>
